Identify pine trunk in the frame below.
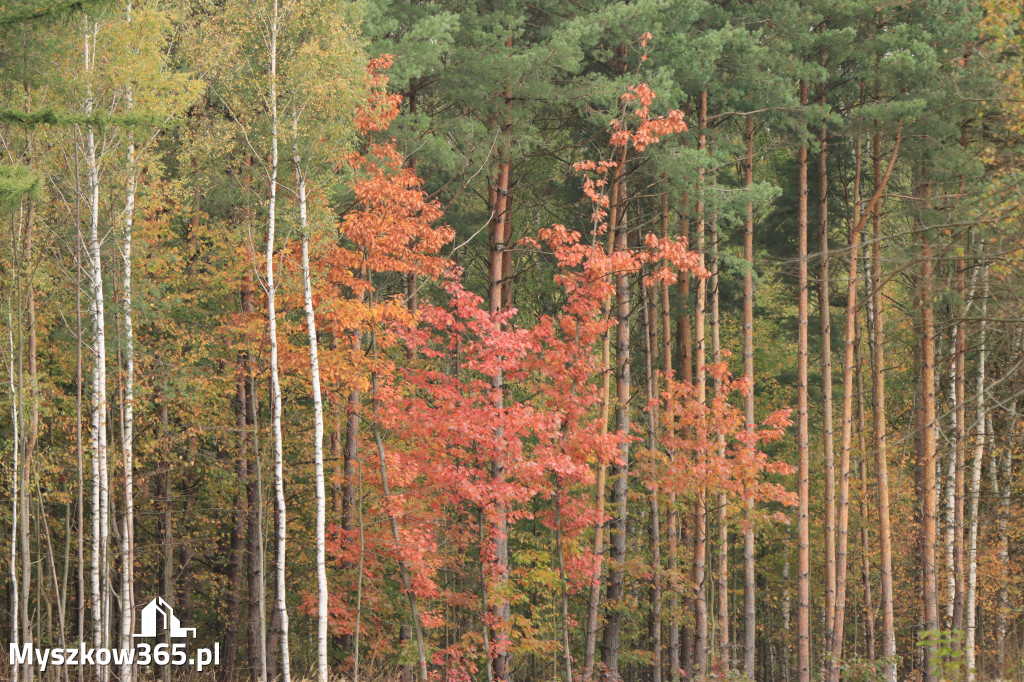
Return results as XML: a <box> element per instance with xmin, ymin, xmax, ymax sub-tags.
<box><xmin>601</xmin><ymin>162</ymin><xmax>631</xmax><ymax>679</ymax></box>
<box><xmin>741</xmin><ymin>114</ymin><xmax>757</xmax><ymax>682</ymax></box>
<box><xmin>856</xmin><ymin>308</ymin><xmax>875</xmax><ymax>662</ymax></box>
<box><xmin>641</xmin><ymin>281</ymin><xmax>662</xmax><ymax>682</ymax></box>
<box><xmin>488</xmin><ymin>152</ymin><xmax>512</xmax><ymax>680</ymax></box>
<box><xmin>830</xmin><ymin>121</ymin><xmax>901</xmax><ymax>680</ymax></box>
<box><xmin>711</xmin><ymin>212</ymin><xmax>728</xmax><ymax>674</ymax></box>
<box><xmin>917</xmin><ymin>176</ymin><xmax>939</xmax><ymax>682</ymax></box>
<box><xmin>870</xmin><ymin>130</ymin><xmax>896</xmax><ymax>682</ymax></box>
<box><xmin>582</xmin><ymin>147</ymin><xmax>621</xmax><ymax>682</ymax></box>
<box><xmin>828</xmin><ymin>126</ymin><xmax>859</xmax><ymax>682</ymax></box>
<box><xmin>819</xmin><ymin>121</ymin><xmax>836</xmax><ymax>661</ymax></box>
<box><xmin>796</xmin><ymin>80</ymin><xmax>811</xmax><ymax>682</ymax></box>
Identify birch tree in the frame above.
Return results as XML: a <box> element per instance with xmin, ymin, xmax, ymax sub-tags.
<box><xmin>965</xmin><ymin>260</ymin><xmax>988</xmax><ymax>680</ymax></box>
<box><xmin>293</xmin><ymin>121</ymin><xmax>327</xmax><ymax>682</ymax></box>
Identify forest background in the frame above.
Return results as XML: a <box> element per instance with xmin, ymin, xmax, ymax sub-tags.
<box><xmin>2</xmin><ymin>0</ymin><xmax>1024</xmax><ymax>680</ymax></box>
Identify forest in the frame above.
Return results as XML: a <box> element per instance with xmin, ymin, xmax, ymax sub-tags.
<box><xmin>1</xmin><ymin>0</ymin><xmax>1024</xmax><ymax>680</ymax></box>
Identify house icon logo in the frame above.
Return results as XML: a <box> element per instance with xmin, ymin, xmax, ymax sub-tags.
<box><xmin>134</xmin><ymin>597</ymin><xmax>197</xmax><ymax>639</ymax></box>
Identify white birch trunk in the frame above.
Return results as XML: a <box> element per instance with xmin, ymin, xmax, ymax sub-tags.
<box><xmin>266</xmin><ymin>5</ymin><xmax>291</xmax><ymax>678</ymax></box>
<box><xmin>119</xmin><ymin>69</ymin><xmax>137</xmax><ymax>682</ymax></box>
<box><xmin>85</xmin><ymin>19</ymin><xmax>111</xmax><ymax>672</ymax></box>
<box><xmin>943</xmin><ymin>331</ymin><xmax>957</xmax><ymax>627</ymax></box>
<box><xmin>965</xmin><ymin>262</ymin><xmax>988</xmax><ymax>681</ymax></box>
<box><xmin>293</xmin><ymin>124</ymin><xmax>328</xmax><ymax>682</ymax></box>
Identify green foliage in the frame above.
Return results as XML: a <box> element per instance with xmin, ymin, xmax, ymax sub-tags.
<box><xmin>0</xmin><ymin>164</ymin><xmax>43</xmax><ymax>211</ymax></box>
<box><xmin>918</xmin><ymin>629</ymin><xmax>968</xmax><ymax>680</ymax></box>
<box><xmin>0</xmin><ymin>0</ymin><xmax>110</xmax><ymax>27</ymax></box>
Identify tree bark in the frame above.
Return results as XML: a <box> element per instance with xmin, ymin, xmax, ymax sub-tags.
<box><xmin>601</xmin><ymin>157</ymin><xmax>631</xmax><ymax>680</ymax></box>
<box><xmin>265</xmin><ymin>3</ymin><xmax>291</xmax><ymax>676</ymax></box>
<box><xmin>246</xmin><ymin>375</ymin><xmax>268</xmax><ymax>682</ymax></box>
<box><xmin>659</xmin><ymin>187</ymin><xmax>678</xmax><ymax>682</ymax></box>
<box><xmin>796</xmin><ymin>79</ymin><xmax>811</xmax><ymax>682</ymax></box>
<box><xmin>829</xmin><ymin>121</ymin><xmax>901</xmax><ymax>681</ymax></box>
<box><xmin>965</xmin><ymin>260</ymin><xmax>988</xmax><ymax>681</ymax></box>
<box><xmin>74</xmin><ymin>160</ymin><xmax>85</xmax><ymax>682</ymax></box>
<box><xmin>870</xmin><ymin>129</ymin><xmax>896</xmax><ymax>682</ymax></box>
<box><xmin>155</xmin><ymin>392</ymin><xmax>173</xmax><ymax>682</ymax></box>
<box><xmin>916</xmin><ymin>175</ymin><xmax>939</xmax><ymax>682</ymax></box>
<box><xmin>8</xmin><ymin>299</ymin><xmax>21</xmax><ymax>682</ymax></box>
<box><xmin>692</xmin><ymin>87</ymin><xmax>709</xmax><ymax>682</ymax></box>
<box><xmin>583</xmin><ymin>149</ymin><xmax>621</xmax><ymax>682</ymax></box>
<box><xmin>741</xmin><ymin>114</ymin><xmax>757</xmax><ymax>682</ymax></box>
<box><xmin>641</xmin><ymin>281</ymin><xmax>662</xmax><ymax>682</ymax></box>
<box><xmin>711</xmin><ymin>211</ymin><xmax>728</xmax><ymax>674</ymax></box>
<box><xmin>943</xmin><ymin>326</ymin><xmax>958</xmax><ymax>629</ymax></box>
<box><xmin>952</xmin><ymin>255</ymin><xmax>967</xmax><ymax>634</ymax></box>
<box><xmin>676</xmin><ymin>197</ymin><xmax>692</xmax><ymax>679</ymax></box>
<box><xmin>487</xmin><ymin>146</ymin><xmax>512</xmax><ymax>680</ymax></box>
<box><xmin>119</xmin><ymin>75</ymin><xmax>137</xmax><ymax>682</ymax></box>
<box><xmin>818</xmin><ymin>119</ymin><xmax>836</xmax><ymax>662</ymax></box>
<box><xmin>222</xmin><ymin>327</ymin><xmax>249</xmax><ymax>682</ymax></box>
<box><xmin>293</xmin><ymin>116</ymin><xmax>329</xmax><ymax>682</ymax></box>
<box><xmin>856</xmin><ymin>287</ymin><xmax>875</xmax><ymax>662</ymax></box>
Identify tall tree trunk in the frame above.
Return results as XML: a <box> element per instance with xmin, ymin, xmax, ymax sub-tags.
<box><xmin>293</xmin><ymin>119</ymin><xmax>329</xmax><ymax>682</ymax></box>
<box><xmin>369</xmin><ymin>329</ymin><xmax>428</xmax><ymax>681</ymax></box>
<box><xmin>641</xmin><ymin>281</ymin><xmax>662</xmax><ymax>682</ymax></box>
<box><xmin>943</xmin><ymin>327</ymin><xmax>958</xmax><ymax>629</ymax></box>
<box><xmin>796</xmin><ymin>80</ymin><xmax>811</xmax><ymax>682</ymax></box>
<box><xmin>601</xmin><ymin>156</ymin><xmax>631</xmax><ymax>680</ymax></box>
<box><xmin>155</xmin><ymin>393</ymin><xmax>172</xmax><ymax>682</ymax></box>
<box><xmin>244</xmin><ymin>307</ymin><xmax>268</xmax><ymax>682</ymax></box>
<box><xmin>856</xmin><ymin>285</ymin><xmax>875</xmax><ymax>662</ymax></box>
<box><xmin>18</xmin><ymin>185</ymin><xmax>39</xmax><ymax>682</ymax></box>
<box><xmin>85</xmin><ymin>18</ymin><xmax>111</xmax><ymax>671</ymax></box>
<box><xmin>554</xmin><ymin>483</ymin><xmax>574</xmax><ymax>682</ymax></box>
<box><xmin>711</xmin><ymin>212</ymin><xmax>729</xmax><ymax>674</ymax></box>
<box><xmin>829</xmin><ymin>122</ymin><xmax>901</xmax><ymax>681</ymax></box>
<box><xmin>965</xmin><ymin>261</ymin><xmax>988</xmax><ymax>681</ymax></box>
<box><xmin>8</xmin><ymin>302</ymin><xmax>21</xmax><ymax>682</ymax></box>
<box><xmin>265</xmin><ymin>4</ymin><xmax>290</xmax><ymax>677</ymax></box>
<box><xmin>119</xmin><ymin>69</ymin><xmax>137</xmax><ymax>682</ymax></box>
<box><xmin>660</xmin><ymin>188</ymin><xmax>676</xmax><ymax>682</ymax></box>
<box><xmin>995</xmin><ymin>397</ymin><xmax>1013</xmax><ymax>676</ymax></box>
<box><xmin>222</xmin><ymin>335</ymin><xmax>249</xmax><ymax>682</ymax></box>
<box><xmin>818</xmin><ymin>120</ymin><xmax>836</xmax><ymax>662</ymax></box>
<box><xmin>870</xmin><ymin>129</ymin><xmax>897</xmax><ymax>682</ymax></box>
<box><xmin>75</xmin><ymin>162</ymin><xmax>85</xmax><ymax>682</ymax></box>
<box><xmin>692</xmin><ymin>87</ymin><xmax>709</xmax><ymax>682</ymax></box>
<box><xmin>582</xmin><ymin>147</ymin><xmax>622</xmax><ymax>682</ymax></box>
<box><xmin>341</xmin><ymin>336</ymin><xmax>361</xmax><ymax>534</ymax></box>
<box><xmin>916</xmin><ymin>175</ymin><xmax>939</xmax><ymax>682</ymax></box>
<box><xmin>741</xmin><ymin>114</ymin><xmax>757</xmax><ymax>682</ymax></box>
<box><xmin>829</xmin><ymin>126</ymin><xmax>859</xmax><ymax>682</ymax></box>
<box><xmin>952</xmin><ymin>255</ymin><xmax>967</xmax><ymax>633</ymax></box>
<box><xmin>676</xmin><ymin>198</ymin><xmax>692</xmax><ymax>680</ymax></box>
<box><xmin>487</xmin><ymin>142</ymin><xmax>512</xmax><ymax>680</ymax></box>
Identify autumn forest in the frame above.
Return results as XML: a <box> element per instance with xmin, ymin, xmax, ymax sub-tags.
<box><xmin>2</xmin><ymin>0</ymin><xmax>1024</xmax><ymax>680</ymax></box>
